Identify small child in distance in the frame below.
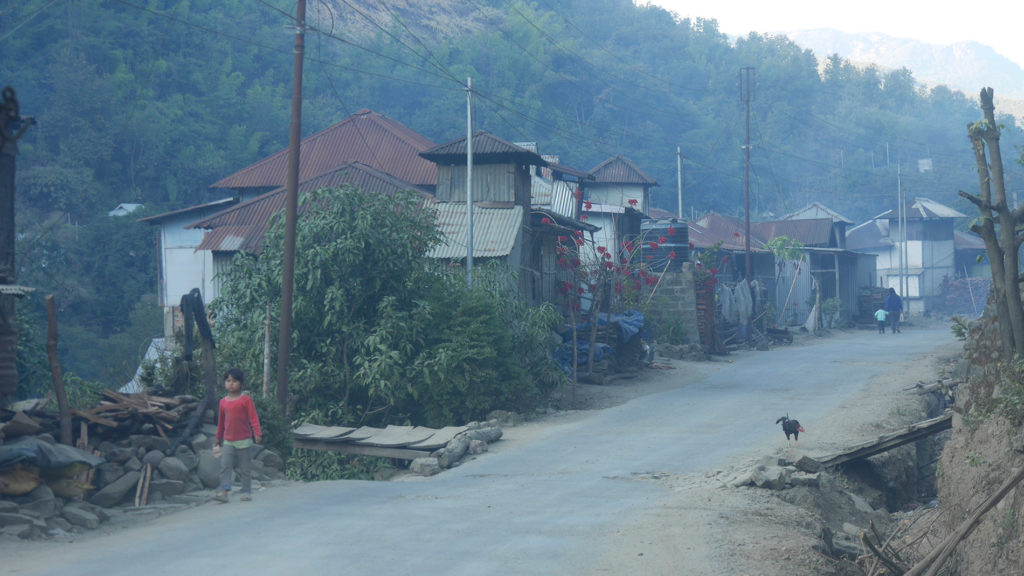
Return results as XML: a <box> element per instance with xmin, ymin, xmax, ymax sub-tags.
<box><xmin>874</xmin><ymin>308</ymin><xmax>888</xmax><ymax>334</ymax></box>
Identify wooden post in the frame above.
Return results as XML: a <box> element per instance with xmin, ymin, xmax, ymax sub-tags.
<box><xmin>45</xmin><ymin>294</ymin><xmax>72</xmax><ymax>445</ymax></box>
<box><xmin>263</xmin><ymin>301</ymin><xmax>272</xmax><ymax>398</ymax></box>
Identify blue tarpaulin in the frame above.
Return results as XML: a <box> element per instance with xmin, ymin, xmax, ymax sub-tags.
<box><xmin>554</xmin><ymin>310</ymin><xmax>644</xmax><ymax>374</ymax></box>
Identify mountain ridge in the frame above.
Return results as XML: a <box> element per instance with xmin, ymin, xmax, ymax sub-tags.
<box><xmin>784</xmin><ymin>28</ymin><xmax>1024</xmax><ymax>107</ymax></box>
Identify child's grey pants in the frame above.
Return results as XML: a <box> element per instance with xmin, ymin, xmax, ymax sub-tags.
<box><xmin>219</xmin><ymin>444</ymin><xmax>252</xmax><ymax>494</ymax></box>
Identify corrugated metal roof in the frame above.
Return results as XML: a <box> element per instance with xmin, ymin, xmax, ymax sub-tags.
<box><xmin>782</xmin><ymin>202</ymin><xmax>853</xmax><ymax>224</ymax></box>
<box><xmin>137</xmin><ymin>197</ymin><xmax>237</xmax><ymax>224</ymax></box>
<box><xmin>875</xmin><ymin>197</ymin><xmax>967</xmax><ymax>220</ymax></box>
<box><xmin>420</xmin><ymin>131</ymin><xmax>547</xmax><ymax>166</ymax></box>
<box><xmin>193</xmin><ymin>162</ymin><xmax>429</xmax><ymax>253</ymax></box>
<box><xmin>648</xmin><ymin>207</ymin><xmax>679</xmax><ymax>220</ymax></box>
<box><xmin>531</xmin><ymin>176</ymin><xmax>580</xmax><ymax>217</ymax></box>
<box><xmin>588</xmin><ymin>155</ymin><xmax>658</xmax><ymax>186</ymax></box>
<box><xmin>688</xmin><ymin>213</ymin><xmax>765</xmax><ymax>251</ymax></box>
<box><xmin>210</xmin><ymin>109</ymin><xmax>437</xmax><ymax>190</ymax></box>
<box><xmin>954</xmin><ymin>230</ymin><xmax>985</xmax><ymax>250</ymax></box>
<box><xmin>845</xmin><ymin>219</ymin><xmax>889</xmax><ymax>250</ymax></box>
<box><xmin>752</xmin><ymin>218</ymin><xmax>835</xmax><ymax>247</ymax></box>
<box><xmin>429</xmin><ymin>203</ymin><xmax>523</xmax><ymax>259</ymax></box>
<box><xmin>0</xmin><ymin>284</ymin><xmax>34</xmax><ymax>296</ymax></box>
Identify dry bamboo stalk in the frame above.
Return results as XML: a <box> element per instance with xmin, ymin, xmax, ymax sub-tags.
<box><xmin>861</xmin><ymin>530</ymin><xmax>907</xmax><ymax>575</ymax></box>
<box><xmin>134</xmin><ymin>466</ymin><xmax>145</xmax><ymax>507</ymax></box>
<box><xmin>140</xmin><ymin>464</ymin><xmax>152</xmax><ymax>507</ymax></box>
<box><xmin>906</xmin><ymin>466</ymin><xmax>1024</xmax><ymax>576</ymax></box>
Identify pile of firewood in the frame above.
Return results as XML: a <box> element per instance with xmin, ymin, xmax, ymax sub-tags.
<box><xmin>68</xmin><ymin>391</ymin><xmax>201</xmax><ymax>442</ymax></box>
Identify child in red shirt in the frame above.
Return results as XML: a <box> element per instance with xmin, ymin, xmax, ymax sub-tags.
<box><xmin>212</xmin><ymin>368</ymin><xmax>262</xmax><ymax>503</ymax></box>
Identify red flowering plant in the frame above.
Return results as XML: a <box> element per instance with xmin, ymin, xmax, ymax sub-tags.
<box><xmin>550</xmin><ymin>223</ymin><xmax>678</xmax><ymax>378</ymax></box>
<box><xmin>692</xmin><ymin>241</ymin><xmax>727</xmax><ymax>292</ymax></box>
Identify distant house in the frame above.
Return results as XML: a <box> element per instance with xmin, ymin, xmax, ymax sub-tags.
<box><xmin>584</xmin><ymin>156</ymin><xmax>656</xmax><ymax>258</ymax></box>
<box><xmin>954</xmin><ymin>229</ymin><xmax>988</xmax><ymax>279</ymax></box>
<box><xmin>419</xmin><ymin>131</ymin><xmax>596</xmax><ymax>306</ymax></box>
<box><xmin>109</xmin><ymin>203</ymin><xmax>144</xmax><ymax>217</ymax></box>
<box><xmin>137</xmin><ymin>197</ymin><xmax>239</xmax><ymax>337</ymax></box>
<box><xmin>846</xmin><ymin>197</ymin><xmax>966</xmax><ymax>314</ymax></box>
<box><xmin>189</xmin><ymin>160</ymin><xmax>431</xmax><ymax>266</ymax></box>
<box><xmin>690</xmin><ymin>204</ymin><xmax>874</xmax><ymax>326</ymax></box>
<box><xmin>140</xmin><ymin>110</ymin><xmax>438</xmax><ymax>339</ymax></box>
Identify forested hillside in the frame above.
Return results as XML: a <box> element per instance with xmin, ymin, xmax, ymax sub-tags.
<box><xmin>2</xmin><ymin>0</ymin><xmax>1021</xmax><ymax>383</ymax></box>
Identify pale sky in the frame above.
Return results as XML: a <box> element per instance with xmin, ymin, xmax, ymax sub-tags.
<box><xmin>644</xmin><ymin>0</ymin><xmax>1024</xmax><ymax>69</ymax></box>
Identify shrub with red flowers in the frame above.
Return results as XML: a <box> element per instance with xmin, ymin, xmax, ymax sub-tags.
<box><xmin>549</xmin><ymin>223</ymin><xmax>678</xmax><ymax>377</ymax></box>
<box><xmin>693</xmin><ymin>241</ymin><xmax>726</xmax><ymax>292</ymax></box>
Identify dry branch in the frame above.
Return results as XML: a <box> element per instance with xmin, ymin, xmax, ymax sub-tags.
<box><xmin>906</xmin><ymin>466</ymin><xmax>1024</xmax><ymax>576</ymax></box>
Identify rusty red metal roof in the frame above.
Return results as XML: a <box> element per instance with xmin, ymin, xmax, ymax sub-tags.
<box><xmin>688</xmin><ymin>212</ymin><xmax>764</xmax><ymax>251</ymax></box>
<box><xmin>420</xmin><ymin>131</ymin><xmax>547</xmax><ymax>166</ymax></box>
<box><xmin>193</xmin><ymin>162</ymin><xmax>430</xmax><ymax>254</ymax></box>
<box><xmin>210</xmin><ymin>109</ymin><xmax>437</xmax><ymax>190</ymax></box>
<box><xmin>752</xmin><ymin>218</ymin><xmax>835</xmax><ymax>247</ymax></box>
<box><xmin>588</xmin><ymin>155</ymin><xmax>658</xmax><ymax>186</ymax></box>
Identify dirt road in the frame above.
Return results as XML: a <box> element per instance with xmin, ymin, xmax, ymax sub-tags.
<box><xmin>2</xmin><ymin>324</ymin><xmax>958</xmax><ymax>575</ymax></box>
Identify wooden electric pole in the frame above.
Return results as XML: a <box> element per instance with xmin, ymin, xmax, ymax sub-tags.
<box><xmin>277</xmin><ymin>0</ymin><xmax>306</xmax><ymax>412</ymax></box>
<box><xmin>740</xmin><ymin>67</ymin><xmax>755</xmax><ymax>285</ymax></box>
<box><xmin>0</xmin><ymin>87</ymin><xmax>33</xmax><ymax>408</ymax></box>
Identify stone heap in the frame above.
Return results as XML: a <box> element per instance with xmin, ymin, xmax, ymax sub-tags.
<box><xmin>0</xmin><ymin>415</ymin><xmax>285</xmax><ymax>541</ymax></box>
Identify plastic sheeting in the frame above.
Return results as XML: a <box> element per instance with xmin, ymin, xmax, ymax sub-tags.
<box><xmin>554</xmin><ymin>310</ymin><xmax>645</xmax><ymax>374</ymax></box>
<box><xmin>0</xmin><ymin>436</ymin><xmax>105</xmax><ymax>472</ymax></box>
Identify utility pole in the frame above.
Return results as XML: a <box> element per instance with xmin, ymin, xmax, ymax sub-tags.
<box><xmin>277</xmin><ymin>0</ymin><xmax>306</xmax><ymax>412</ymax></box>
<box><xmin>0</xmin><ymin>87</ymin><xmax>33</xmax><ymax>408</ymax></box>
<box><xmin>897</xmin><ymin>164</ymin><xmax>904</xmax><ymax>302</ymax></box>
<box><xmin>740</xmin><ymin>67</ymin><xmax>755</xmax><ymax>285</ymax></box>
<box><xmin>676</xmin><ymin>147</ymin><xmax>684</xmax><ymax>220</ymax></box>
<box><xmin>466</xmin><ymin>77</ymin><xmax>474</xmax><ymax>289</ymax></box>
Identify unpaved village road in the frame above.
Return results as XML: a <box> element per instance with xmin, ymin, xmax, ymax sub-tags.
<box><xmin>3</xmin><ymin>325</ymin><xmax>955</xmax><ymax>576</ymax></box>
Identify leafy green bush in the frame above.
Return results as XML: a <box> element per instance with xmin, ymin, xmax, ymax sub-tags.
<box><xmin>252</xmin><ymin>393</ymin><xmax>291</xmax><ymax>461</ymax></box>
<box><xmin>210</xmin><ymin>186</ymin><xmax>564</xmax><ymax>479</ymax></box>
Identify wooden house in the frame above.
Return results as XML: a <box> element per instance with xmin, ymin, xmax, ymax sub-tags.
<box><xmin>419</xmin><ymin>131</ymin><xmax>596</xmax><ymax>306</ymax></box>
<box><xmin>846</xmin><ymin>197</ymin><xmax>966</xmax><ymax>314</ymax></box>
<box><xmin>140</xmin><ymin>110</ymin><xmax>437</xmax><ymax>338</ymax></box>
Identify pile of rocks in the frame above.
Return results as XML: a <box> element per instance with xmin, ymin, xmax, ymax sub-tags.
<box><xmin>1</xmin><ymin>413</ymin><xmax>285</xmax><ymax>541</ymax></box>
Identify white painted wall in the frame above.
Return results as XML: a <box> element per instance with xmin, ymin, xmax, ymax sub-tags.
<box><xmin>588</xmin><ymin>184</ymin><xmax>645</xmax><ymax>213</ymax></box>
<box><xmin>158</xmin><ymin>215</ymin><xmax>213</xmax><ymax>308</ymax></box>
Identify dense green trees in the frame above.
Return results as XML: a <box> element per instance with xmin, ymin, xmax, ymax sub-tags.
<box><xmin>3</xmin><ymin>0</ymin><xmax>1021</xmax><ymax>384</ymax></box>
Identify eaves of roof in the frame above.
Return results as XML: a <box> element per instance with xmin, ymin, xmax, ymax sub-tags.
<box><xmin>137</xmin><ymin>197</ymin><xmax>237</xmax><ymax>224</ymax></box>
<box><xmin>588</xmin><ymin>155</ymin><xmax>658</xmax><ymax>186</ymax></box>
<box><xmin>420</xmin><ymin>131</ymin><xmax>547</xmax><ymax>167</ymax></box>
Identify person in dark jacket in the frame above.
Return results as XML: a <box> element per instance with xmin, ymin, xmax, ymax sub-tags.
<box><xmin>885</xmin><ymin>288</ymin><xmax>903</xmax><ymax>333</ymax></box>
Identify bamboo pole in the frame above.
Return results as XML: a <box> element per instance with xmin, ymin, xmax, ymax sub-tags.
<box><xmin>45</xmin><ymin>294</ymin><xmax>72</xmax><ymax>445</ymax></box>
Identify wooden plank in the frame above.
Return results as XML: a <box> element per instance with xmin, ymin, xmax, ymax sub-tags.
<box><xmin>71</xmin><ymin>409</ymin><xmax>119</xmax><ymax>428</ymax></box>
<box><xmin>352</xmin><ymin>425</ymin><xmax>435</xmax><ymax>448</ymax></box>
<box><xmin>343</xmin><ymin>426</ymin><xmax>384</xmax><ymax>442</ymax></box>
<box><xmin>406</xmin><ymin>426</ymin><xmax>468</xmax><ymax>450</ymax></box>
<box><xmin>293</xmin><ymin>422</ymin><xmax>358</xmax><ymax>440</ymax></box>
<box><xmin>818</xmin><ymin>412</ymin><xmax>952</xmax><ymax>469</ymax></box>
<box><xmin>293</xmin><ymin>438</ymin><xmax>430</xmax><ymax>461</ymax></box>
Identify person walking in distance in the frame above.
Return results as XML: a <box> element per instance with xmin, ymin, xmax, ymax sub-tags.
<box><xmin>874</xmin><ymin>307</ymin><xmax>888</xmax><ymax>334</ymax></box>
<box><xmin>212</xmin><ymin>368</ymin><xmax>262</xmax><ymax>503</ymax></box>
<box><xmin>885</xmin><ymin>288</ymin><xmax>903</xmax><ymax>334</ymax></box>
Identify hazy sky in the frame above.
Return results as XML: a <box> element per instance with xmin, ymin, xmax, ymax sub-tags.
<box><xmin>643</xmin><ymin>0</ymin><xmax>1024</xmax><ymax>69</ymax></box>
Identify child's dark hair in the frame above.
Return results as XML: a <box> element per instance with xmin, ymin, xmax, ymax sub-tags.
<box><xmin>223</xmin><ymin>367</ymin><xmax>246</xmax><ymax>387</ymax></box>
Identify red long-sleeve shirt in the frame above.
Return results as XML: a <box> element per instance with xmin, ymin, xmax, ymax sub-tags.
<box><xmin>216</xmin><ymin>394</ymin><xmax>262</xmax><ymax>443</ymax></box>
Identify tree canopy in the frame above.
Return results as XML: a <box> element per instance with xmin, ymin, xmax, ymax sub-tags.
<box><xmin>3</xmin><ymin>0</ymin><xmax>1021</xmax><ymax>382</ymax></box>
